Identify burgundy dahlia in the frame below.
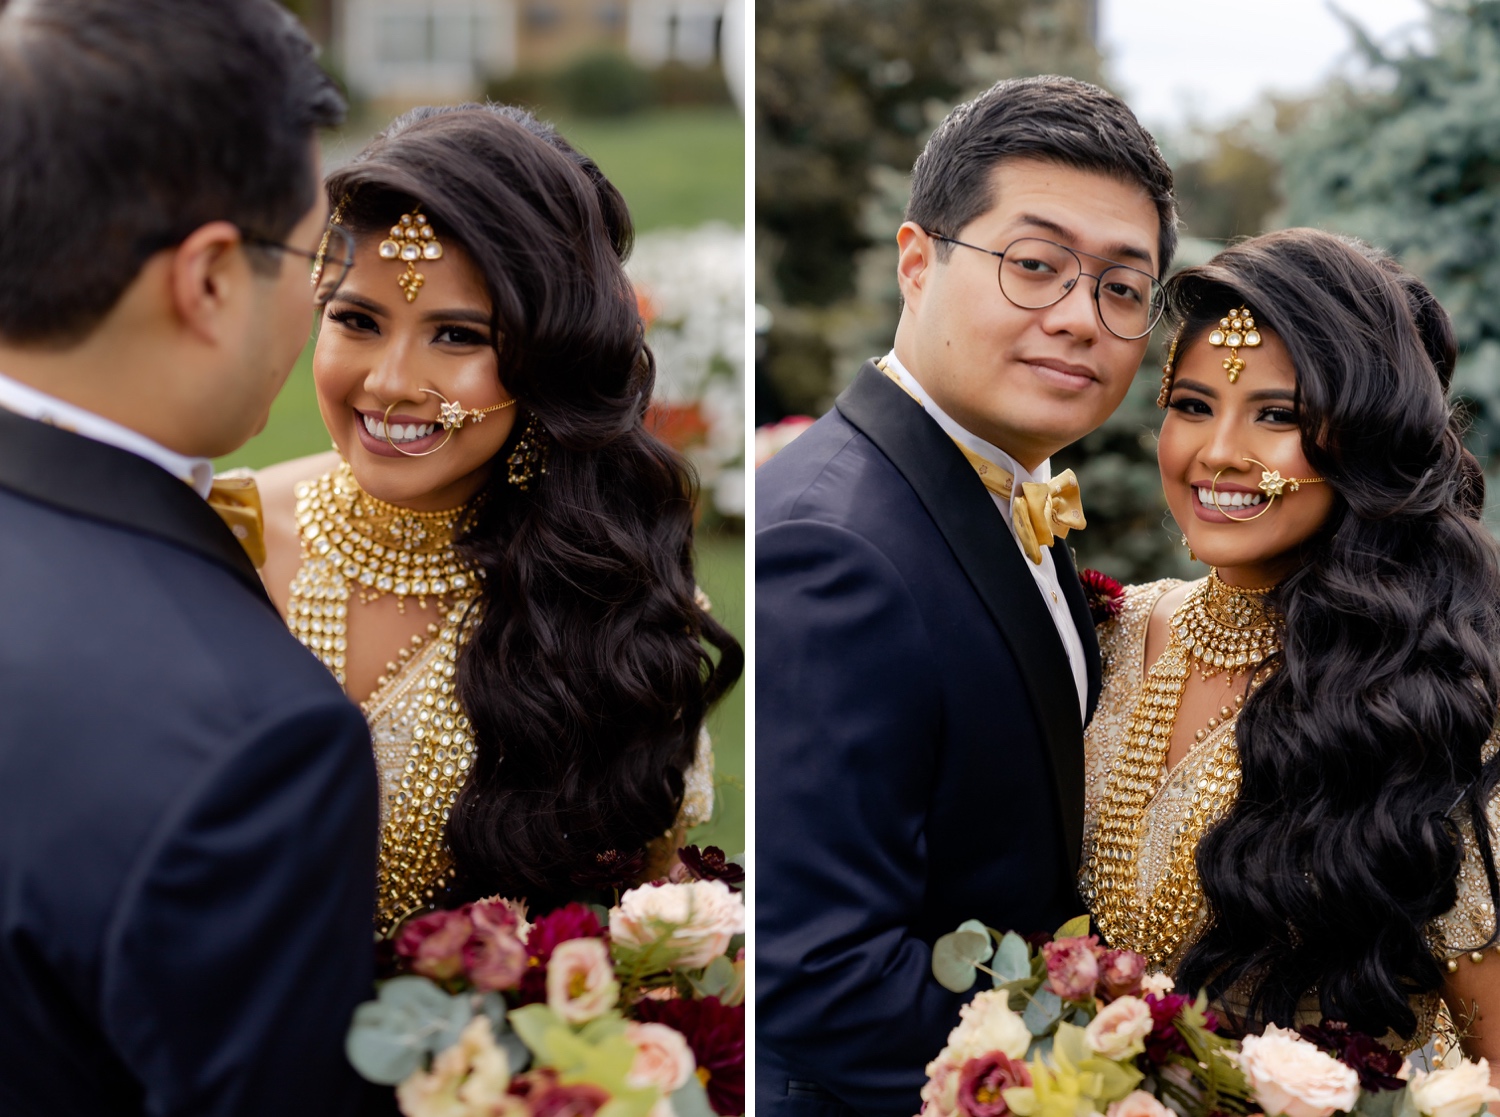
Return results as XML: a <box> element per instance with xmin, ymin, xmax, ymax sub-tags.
<box><xmin>672</xmin><ymin>845</ymin><xmax>745</xmax><ymax>891</ymax></box>
<box><xmin>1080</xmin><ymin>568</ymin><xmax>1126</xmax><ymax>626</ymax></box>
<box><xmin>570</xmin><ymin>848</ymin><xmax>648</xmax><ymax>890</ymax></box>
<box><xmin>1142</xmin><ymin>992</ymin><xmax>1194</xmax><ymax>1063</ymax></box>
<box><xmin>636</xmin><ymin>996</ymin><xmax>745</xmax><ymax>1115</ymax></box>
<box><xmin>1299</xmin><ymin>1021</ymin><xmax>1405</xmax><ymax>1093</ymax></box>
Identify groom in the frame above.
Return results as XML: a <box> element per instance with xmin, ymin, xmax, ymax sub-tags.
<box><xmin>757</xmin><ymin>76</ymin><xmax>1177</xmax><ymax>1117</ymax></box>
<box><xmin>0</xmin><ymin>2</ymin><xmax>382</xmax><ymax>1113</ymax></box>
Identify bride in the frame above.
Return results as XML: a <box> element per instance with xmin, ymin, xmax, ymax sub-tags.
<box><xmin>257</xmin><ymin>104</ymin><xmax>742</xmax><ymax>932</ymax></box>
<box><xmin>1079</xmin><ymin>227</ymin><xmax>1500</xmax><ymax>1057</ymax></box>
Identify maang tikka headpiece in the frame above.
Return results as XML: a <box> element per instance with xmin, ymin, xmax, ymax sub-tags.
<box><xmin>1208</xmin><ymin>307</ymin><xmax>1261</xmax><ymax>384</ymax></box>
<box><xmin>379</xmin><ymin>210</ymin><xmax>444</xmax><ymax>302</ymax></box>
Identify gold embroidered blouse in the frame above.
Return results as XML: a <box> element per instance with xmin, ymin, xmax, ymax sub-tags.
<box><xmin>1081</xmin><ymin>579</ymin><xmax>1500</xmax><ymax>1045</ymax></box>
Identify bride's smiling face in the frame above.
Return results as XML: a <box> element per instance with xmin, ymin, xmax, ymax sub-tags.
<box><xmin>313</xmin><ymin>230</ymin><xmax>516</xmax><ymax>511</ymax></box>
<box><xmin>1159</xmin><ymin>325</ymin><xmax>1335</xmax><ymax>587</ymax></box>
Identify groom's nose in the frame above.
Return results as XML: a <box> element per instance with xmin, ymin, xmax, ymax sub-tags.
<box><xmin>1035</xmin><ymin>277</ymin><xmax>1101</xmax><ymax>345</ymax></box>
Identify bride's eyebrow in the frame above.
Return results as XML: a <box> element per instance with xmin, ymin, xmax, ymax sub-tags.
<box><xmin>422</xmin><ymin>308</ymin><xmax>491</xmax><ymax>326</ymax></box>
<box><xmin>1245</xmin><ymin>388</ymin><xmax>1296</xmax><ymax>402</ymax></box>
<box><xmin>1172</xmin><ymin>378</ymin><xmax>1216</xmax><ymax>397</ymax></box>
<box><xmin>332</xmin><ymin>292</ymin><xmax>388</xmax><ymax>316</ymax></box>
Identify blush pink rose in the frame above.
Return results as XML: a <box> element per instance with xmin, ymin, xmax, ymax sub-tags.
<box><xmin>1085</xmin><ymin>996</ymin><xmax>1153</xmax><ymax>1060</ymax></box>
<box><xmin>1107</xmin><ymin>1091</ymin><xmax>1175</xmax><ymax>1117</ymax></box>
<box><xmin>626</xmin><ymin>1021</ymin><xmax>697</xmax><ymax>1095</ymax></box>
<box><xmin>609</xmin><ymin>880</ymin><xmax>745</xmax><ymax>970</ymax></box>
<box><xmin>546</xmin><ymin>938</ymin><xmax>620</xmax><ymax>1024</ymax></box>
<box><xmin>1233</xmin><ymin>1024</ymin><xmax>1361</xmax><ymax>1117</ymax></box>
<box><xmin>1041</xmin><ymin>936</ymin><xmax>1101</xmax><ymax>1002</ymax></box>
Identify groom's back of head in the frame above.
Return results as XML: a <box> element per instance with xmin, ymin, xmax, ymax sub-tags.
<box><xmin>907</xmin><ymin>75</ymin><xmax>1178</xmax><ymax>273</ymax></box>
<box><xmin>0</xmin><ymin>0</ymin><xmax>346</xmax><ymax>345</ymax></box>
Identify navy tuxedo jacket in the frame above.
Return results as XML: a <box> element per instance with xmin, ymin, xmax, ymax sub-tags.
<box><xmin>0</xmin><ymin>409</ymin><xmax>385</xmax><ymax>1115</ymax></box>
<box><xmin>756</xmin><ymin>364</ymin><xmax>1102</xmax><ymax>1117</ymax></box>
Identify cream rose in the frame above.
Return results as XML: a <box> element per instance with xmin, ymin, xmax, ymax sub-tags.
<box><xmin>1140</xmin><ymin>972</ymin><xmax>1176</xmax><ymax>997</ymax></box>
<box><xmin>396</xmin><ymin>1016</ymin><xmax>511</xmax><ymax>1117</ymax></box>
<box><xmin>942</xmin><ymin>989</ymin><xmax>1031</xmax><ymax>1064</ymax></box>
<box><xmin>1107</xmin><ymin>1091</ymin><xmax>1175</xmax><ymax>1117</ymax></box>
<box><xmin>1408</xmin><ymin>1059</ymin><xmax>1500</xmax><ymax>1117</ymax></box>
<box><xmin>1086</xmin><ymin>996</ymin><xmax>1153</xmax><ymax>1061</ymax></box>
<box><xmin>610</xmin><ymin>880</ymin><xmax>745</xmax><ymax>970</ymax></box>
<box><xmin>546</xmin><ymin>938</ymin><xmax>620</xmax><ymax>1024</ymax></box>
<box><xmin>1233</xmin><ymin>1024</ymin><xmax>1361</xmax><ymax>1117</ymax></box>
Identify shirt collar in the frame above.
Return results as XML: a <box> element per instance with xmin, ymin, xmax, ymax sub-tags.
<box><xmin>881</xmin><ymin>350</ymin><xmax>1050</xmax><ymax>489</ymax></box>
<box><xmin>0</xmin><ymin>371</ymin><xmax>215</xmax><ymax>498</ymax></box>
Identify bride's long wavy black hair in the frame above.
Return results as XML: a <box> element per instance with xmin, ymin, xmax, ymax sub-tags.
<box><xmin>1162</xmin><ymin>228</ymin><xmax>1500</xmax><ymax>1039</ymax></box>
<box><xmin>326</xmin><ymin>104</ymin><xmax>742</xmax><ymax>903</ymax></box>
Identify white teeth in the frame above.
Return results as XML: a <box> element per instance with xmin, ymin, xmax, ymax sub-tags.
<box><xmin>1196</xmin><ymin>487</ymin><xmax>1264</xmax><ymax>510</ymax></box>
<box><xmin>362</xmin><ymin>414</ymin><xmax>436</xmax><ymax>443</ymax></box>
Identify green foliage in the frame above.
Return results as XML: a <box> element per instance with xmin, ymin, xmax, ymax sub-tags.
<box><xmin>553</xmin><ymin>51</ymin><xmax>655</xmax><ymax>117</ymax></box>
<box><xmin>932</xmin><ymin>918</ymin><xmax>996</xmax><ymax>991</ymax></box>
<box><xmin>1152</xmin><ymin>992</ymin><xmax>1252</xmax><ymax>1117</ymax></box>
<box><xmin>346</xmin><ymin>976</ymin><xmax>515</xmax><ymax>1085</ymax></box>
<box><xmin>1022</xmin><ymin>987</ymin><xmax>1064</xmax><ymax>1035</ymax></box>
<box><xmin>1280</xmin><ymin>0</ymin><xmax>1500</xmax><ymax>454</ymax></box>
<box><xmin>508</xmin><ymin>1005</ymin><xmax>659</xmax><ymax>1117</ymax></box>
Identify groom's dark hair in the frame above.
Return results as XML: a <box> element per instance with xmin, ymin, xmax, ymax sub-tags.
<box><xmin>0</xmin><ymin>0</ymin><xmax>345</xmax><ymax>345</ymax></box>
<box><xmin>907</xmin><ymin>75</ymin><xmax>1178</xmax><ymax>274</ymax></box>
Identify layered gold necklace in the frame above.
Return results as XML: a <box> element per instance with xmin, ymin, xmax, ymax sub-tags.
<box><xmin>1084</xmin><ymin>571</ymin><xmax>1279</xmax><ymax>966</ymax></box>
<box><xmin>287</xmin><ymin>460</ymin><xmax>481</xmax><ymax>932</ymax></box>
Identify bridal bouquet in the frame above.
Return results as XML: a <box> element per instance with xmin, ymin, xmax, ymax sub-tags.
<box><xmin>347</xmin><ymin>847</ymin><xmax>746</xmax><ymax>1117</ymax></box>
<box><xmin>923</xmin><ymin>917</ymin><xmax>1500</xmax><ymax>1117</ymax></box>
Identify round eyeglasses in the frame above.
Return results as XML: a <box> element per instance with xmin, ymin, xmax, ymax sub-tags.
<box><xmin>926</xmin><ymin>232</ymin><xmax>1166</xmax><ymax>341</ymax></box>
<box><xmin>243</xmin><ymin>221</ymin><xmax>355</xmax><ymax>306</ymax></box>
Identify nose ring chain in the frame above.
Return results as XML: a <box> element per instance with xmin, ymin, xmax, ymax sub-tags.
<box><xmin>382</xmin><ymin>389</ymin><xmax>515</xmax><ymax>458</ymax></box>
<box><xmin>1208</xmin><ymin>457</ymin><xmax>1326</xmax><ymax>522</ymax></box>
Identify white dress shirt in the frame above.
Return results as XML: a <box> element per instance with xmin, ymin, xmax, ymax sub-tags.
<box><xmin>882</xmin><ymin>350</ymin><xmax>1089</xmax><ymax>721</ymax></box>
<box><xmin>0</xmin><ymin>371</ymin><xmax>214</xmax><ymax>498</ymax></box>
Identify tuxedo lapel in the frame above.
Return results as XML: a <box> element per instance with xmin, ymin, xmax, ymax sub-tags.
<box><xmin>0</xmin><ymin>408</ymin><xmax>273</xmax><ymax>608</ymax></box>
<box><xmin>1052</xmin><ymin>542</ymin><xmax>1103</xmax><ymax>722</ymax></box>
<box><xmin>837</xmin><ymin>361</ymin><xmax>1086</xmax><ymax>871</ymax></box>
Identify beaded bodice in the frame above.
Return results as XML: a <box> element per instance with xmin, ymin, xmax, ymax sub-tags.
<box><xmin>1081</xmin><ymin>579</ymin><xmax>1500</xmax><ymax>1051</ymax></box>
<box><xmin>286</xmin><ymin>463</ymin><xmax>717</xmax><ymax>934</ymax></box>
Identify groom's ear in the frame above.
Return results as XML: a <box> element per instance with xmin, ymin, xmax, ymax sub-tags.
<box><xmin>166</xmin><ymin>221</ymin><xmax>253</xmax><ymax>347</ymax></box>
<box><xmin>896</xmin><ymin>222</ymin><xmax>936</xmax><ymax>312</ymax></box>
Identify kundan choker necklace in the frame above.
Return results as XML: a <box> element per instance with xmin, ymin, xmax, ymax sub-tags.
<box><xmin>1082</xmin><ymin>570</ymin><xmax>1279</xmax><ymax>966</ymax></box>
<box><xmin>286</xmin><ymin>460</ymin><xmax>479</xmax><ymax>684</ymax></box>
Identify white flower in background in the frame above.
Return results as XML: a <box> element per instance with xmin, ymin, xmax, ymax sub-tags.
<box><xmin>610</xmin><ymin>879</ymin><xmax>745</xmax><ymax>969</ymax></box>
<box><xmin>1085</xmin><ymin>995</ymin><xmax>1153</xmax><ymax>1060</ymax></box>
<box><xmin>627</xmin><ymin>222</ymin><xmax>745</xmax><ymax>517</ymax></box>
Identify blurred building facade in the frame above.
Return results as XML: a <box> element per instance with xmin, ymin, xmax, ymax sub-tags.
<box><xmin>314</xmin><ymin>0</ymin><xmax>728</xmax><ymax>101</ymax></box>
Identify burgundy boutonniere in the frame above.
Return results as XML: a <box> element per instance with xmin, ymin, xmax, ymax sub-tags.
<box><xmin>1079</xmin><ymin>568</ymin><xmax>1125</xmax><ymax>626</ymax></box>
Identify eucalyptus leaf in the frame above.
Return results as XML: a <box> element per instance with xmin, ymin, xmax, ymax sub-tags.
<box><xmin>344</xmin><ymin>976</ymin><xmax>471</xmax><ymax>1085</ymax></box>
<box><xmin>1068</xmin><ymin>1004</ymin><xmax>1095</xmax><ymax>1027</ymax></box>
<box><xmin>991</xmin><ymin>932</ymin><xmax>1031</xmax><ymax>984</ymax></box>
<box><xmin>669</xmin><ymin>1074</ymin><xmax>718</xmax><ymax>1117</ymax></box>
<box><xmin>1353</xmin><ymin>1087</ymin><xmax>1402</xmax><ymax>1117</ymax></box>
<box><xmin>932</xmin><ymin>920</ymin><xmax>995</xmax><ymax>992</ymax></box>
<box><xmin>1025</xmin><ymin>1035</ymin><xmax>1055</xmax><ymax>1063</ymax></box>
<box><xmin>480</xmin><ymin>994</ymin><xmax>532</xmax><ymax>1073</ymax></box>
<box><xmin>1022</xmin><ymin>987</ymin><xmax>1063</xmax><ymax>1036</ymax></box>
<box><xmin>1395</xmin><ymin>1086</ymin><xmax>1422</xmax><ymax>1117</ymax></box>
<box><xmin>690</xmin><ymin>955</ymin><xmax>739</xmax><ymax>999</ymax></box>
<box><xmin>589</xmin><ymin>902</ymin><xmax>612</xmax><ymax>926</ymax></box>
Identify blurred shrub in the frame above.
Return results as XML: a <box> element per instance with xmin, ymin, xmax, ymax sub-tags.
<box><xmin>486</xmin><ymin>53</ymin><xmax>728</xmax><ymax>118</ymax></box>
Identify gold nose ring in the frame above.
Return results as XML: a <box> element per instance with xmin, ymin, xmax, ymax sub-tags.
<box><xmin>382</xmin><ymin>389</ymin><xmax>515</xmax><ymax>457</ymax></box>
<box><xmin>1208</xmin><ymin>457</ymin><xmax>1326</xmax><ymax>522</ymax></box>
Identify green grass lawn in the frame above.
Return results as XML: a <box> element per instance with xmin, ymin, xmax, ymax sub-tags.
<box><xmin>688</xmin><ymin>529</ymin><xmax>747</xmax><ymax>858</ymax></box>
<box><xmin>550</xmin><ymin>107</ymin><xmax>744</xmax><ymax>232</ymax></box>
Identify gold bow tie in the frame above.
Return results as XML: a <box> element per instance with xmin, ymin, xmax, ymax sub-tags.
<box><xmin>207</xmin><ymin>469</ymin><xmax>266</xmax><ymax>569</ymax></box>
<box><xmin>954</xmin><ymin>442</ymin><xmax>1085</xmax><ymax>563</ymax></box>
<box><xmin>876</xmin><ymin>358</ymin><xmax>1087</xmax><ymax>565</ymax></box>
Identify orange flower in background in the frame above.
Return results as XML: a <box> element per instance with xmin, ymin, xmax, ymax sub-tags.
<box><xmin>635</xmin><ymin>285</ymin><xmax>659</xmax><ymax>330</ymax></box>
<box><xmin>648</xmin><ymin>402</ymin><xmax>711</xmax><ymax>452</ymax></box>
